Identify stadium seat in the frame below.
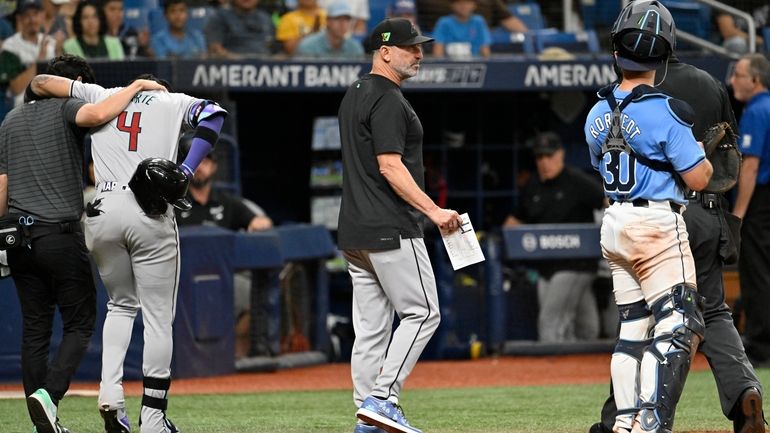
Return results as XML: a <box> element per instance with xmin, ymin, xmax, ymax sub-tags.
<box><xmin>123</xmin><ymin>7</ymin><xmax>149</xmax><ymax>31</ymax></box>
<box><xmin>660</xmin><ymin>0</ymin><xmax>710</xmax><ymax>39</ymax></box>
<box><xmin>580</xmin><ymin>0</ymin><xmax>620</xmax><ymax>31</ymax></box>
<box><xmin>148</xmin><ymin>7</ymin><xmax>167</xmax><ymax>34</ymax></box>
<box><xmin>507</xmin><ymin>2</ymin><xmax>545</xmax><ymax>31</ymax></box>
<box><xmin>489</xmin><ymin>27</ymin><xmax>534</xmax><ymax>55</ymax></box>
<box><xmin>124</xmin><ymin>0</ymin><xmax>158</xmax><ymax>9</ymax></box>
<box><xmin>368</xmin><ymin>0</ymin><xmax>390</xmax><ymax>35</ymax></box>
<box><xmin>187</xmin><ymin>6</ymin><xmax>215</xmax><ymax>33</ymax></box>
<box><xmin>534</xmin><ymin>29</ymin><xmax>600</xmax><ymax>54</ymax></box>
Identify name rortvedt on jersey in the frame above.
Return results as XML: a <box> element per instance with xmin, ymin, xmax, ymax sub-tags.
<box><xmin>523</xmin><ymin>63</ymin><xmax>617</xmax><ymax>88</ymax></box>
<box><xmin>191</xmin><ymin>64</ymin><xmax>363</xmax><ymax>88</ymax></box>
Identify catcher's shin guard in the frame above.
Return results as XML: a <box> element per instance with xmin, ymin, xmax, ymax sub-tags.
<box><xmin>637</xmin><ymin>285</ymin><xmax>705</xmax><ymax>433</ymax></box>
<box><xmin>612</xmin><ymin>300</ymin><xmax>654</xmax><ymax>433</ymax></box>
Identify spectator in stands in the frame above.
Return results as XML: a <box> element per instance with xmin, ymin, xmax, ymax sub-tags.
<box><xmin>102</xmin><ymin>0</ymin><xmax>151</xmax><ymax>58</ymax></box>
<box><xmin>276</xmin><ymin>0</ymin><xmax>325</xmax><ymax>55</ymax></box>
<box><xmin>731</xmin><ymin>53</ymin><xmax>770</xmax><ymax>366</ymax></box>
<box><xmin>503</xmin><ymin>132</ymin><xmax>605</xmax><ymax>342</ymax></box>
<box><xmin>41</xmin><ymin>0</ymin><xmax>69</xmax><ymax>39</ymax></box>
<box><xmin>174</xmin><ymin>132</ymin><xmax>276</xmax><ymax>360</ymax></box>
<box><xmin>205</xmin><ymin>0</ymin><xmax>275</xmax><ymax>58</ymax></box>
<box><xmin>389</xmin><ymin>0</ymin><xmax>419</xmax><ymax>31</ymax></box>
<box><xmin>0</xmin><ymin>0</ymin><xmax>58</xmax><ymax>108</ymax></box>
<box><xmin>295</xmin><ymin>2</ymin><xmax>363</xmax><ymax>59</ymax></box>
<box><xmin>318</xmin><ymin>0</ymin><xmax>368</xmax><ymax>36</ymax></box>
<box><xmin>417</xmin><ymin>0</ymin><xmax>526</xmax><ymax>34</ymax></box>
<box><xmin>151</xmin><ymin>0</ymin><xmax>206</xmax><ymax>59</ymax></box>
<box><xmin>715</xmin><ymin>2</ymin><xmax>768</xmax><ymax>54</ymax></box>
<box><xmin>432</xmin><ymin>0</ymin><xmax>491</xmax><ymax>59</ymax></box>
<box><xmin>63</xmin><ymin>0</ymin><xmax>125</xmax><ymax>60</ymax></box>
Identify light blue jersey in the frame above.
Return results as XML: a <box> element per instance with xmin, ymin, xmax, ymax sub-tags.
<box><xmin>584</xmin><ymin>85</ymin><xmax>706</xmax><ymax>205</ymax></box>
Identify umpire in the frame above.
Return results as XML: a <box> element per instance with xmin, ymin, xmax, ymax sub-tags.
<box><xmin>0</xmin><ymin>55</ymin><xmax>157</xmax><ymax>433</ymax></box>
<box><xmin>589</xmin><ymin>34</ymin><xmax>765</xmax><ymax>433</ymax></box>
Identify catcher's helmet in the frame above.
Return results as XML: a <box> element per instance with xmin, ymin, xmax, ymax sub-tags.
<box><xmin>611</xmin><ymin>0</ymin><xmax>676</xmax><ymax>71</ymax></box>
<box><xmin>129</xmin><ymin>158</ymin><xmax>192</xmax><ymax>216</ymax></box>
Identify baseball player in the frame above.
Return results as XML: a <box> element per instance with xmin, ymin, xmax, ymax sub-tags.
<box><xmin>584</xmin><ymin>2</ymin><xmax>713</xmax><ymax>432</ymax></box>
<box><xmin>29</xmin><ymin>74</ymin><xmax>227</xmax><ymax>433</ymax></box>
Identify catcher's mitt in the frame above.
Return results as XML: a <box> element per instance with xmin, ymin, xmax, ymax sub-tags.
<box><xmin>701</xmin><ymin>122</ymin><xmax>741</xmax><ymax>193</ymax></box>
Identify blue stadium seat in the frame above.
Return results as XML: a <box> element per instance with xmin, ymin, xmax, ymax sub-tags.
<box><xmin>123</xmin><ymin>7</ymin><xmax>149</xmax><ymax>31</ymax></box>
<box><xmin>580</xmin><ymin>0</ymin><xmax>620</xmax><ymax>31</ymax></box>
<box><xmin>507</xmin><ymin>2</ymin><xmax>545</xmax><ymax>31</ymax></box>
<box><xmin>368</xmin><ymin>0</ymin><xmax>390</xmax><ymax>35</ymax></box>
<box><xmin>148</xmin><ymin>7</ymin><xmax>167</xmax><ymax>34</ymax></box>
<box><xmin>534</xmin><ymin>29</ymin><xmax>600</xmax><ymax>54</ymax></box>
<box><xmin>489</xmin><ymin>27</ymin><xmax>534</xmax><ymax>55</ymax></box>
<box><xmin>660</xmin><ymin>0</ymin><xmax>710</xmax><ymax>39</ymax></box>
<box><xmin>124</xmin><ymin>0</ymin><xmax>158</xmax><ymax>9</ymax></box>
<box><xmin>187</xmin><ymin>6</ymin><xmax>215</xmax><ymax>33</ymax></box>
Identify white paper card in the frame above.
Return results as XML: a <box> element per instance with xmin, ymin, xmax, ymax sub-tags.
<box><xmin>441</xmin><ymin>213</ymin><xmax>485</xmax><ymax>270</ymax></box>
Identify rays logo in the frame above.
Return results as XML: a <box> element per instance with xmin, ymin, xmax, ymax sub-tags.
<box><xmin>381</xmin><ymin>32</ymin><xmax>391</xmax><ymax>42</ymax></box>
<box><xmin>6</xmin><ymin>234</ymin><xmax>15</xmax><ymax>245</ymax></box>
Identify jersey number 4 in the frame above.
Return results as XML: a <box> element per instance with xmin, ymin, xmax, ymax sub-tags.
<box><xmin>602</xmin><ymin>151</ymin><xmax>637</xmax><ymax>193</ymax></box>
<box><xmin>117</xmin><ymin>111</ymin><xmax>142</xmax><ymax>152</ymax></box>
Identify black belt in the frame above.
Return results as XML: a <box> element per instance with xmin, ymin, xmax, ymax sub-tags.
<box><xmin>27</xmin><ymin>220</ymin><xmax>81</xmax><ymax>237</ymax></box>
<box><xmin>609</xmin><ymin>198</ymin><xmax>682</xmax><ymax>213</ymax></box>
<box><xmin>687</xmin><ymin>191</ymin><xmax>719</xmax><ymax>209</ymax></box>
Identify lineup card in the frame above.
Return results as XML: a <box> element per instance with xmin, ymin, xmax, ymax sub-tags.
<box><xmin>441</xmin><ymin>213</ymin><xmax>485</xmax><ymax>270</ymax></box>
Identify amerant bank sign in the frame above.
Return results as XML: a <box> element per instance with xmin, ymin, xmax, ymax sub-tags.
<box><xmin>184</xmin><ymin>61</ymin><xmax>617</xmax><ymax>90</ymax></box>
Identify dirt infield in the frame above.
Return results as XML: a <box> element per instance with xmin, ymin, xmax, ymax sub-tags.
<box><xmin>0</xmin><ymin>353</ymin><xmax>711</xmax><ymax>397</ymax></box>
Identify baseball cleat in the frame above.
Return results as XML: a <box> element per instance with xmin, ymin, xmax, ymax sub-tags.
<box><xmin>354</xmin><ymin>422</ymin><xmax>387</xmax><ymax>433</ymax></box>
<box><xmin>356</xmin><ymin>396</ymin><xmax>422</xmax><ymax>433</ymax></box>
<box><xmin>100</xmin><ymin>405</ymin><xmax>131</xmax><ymax>433</ymax></box>
<box><xmin>27</xmin><ymin>389</ymin><xmax>59</xmax><ymax>433</ymax></box>
<box><xmin>735</xmin><ymin>387</ymin><xmax>766</xmax><ymax>433</ymax></box>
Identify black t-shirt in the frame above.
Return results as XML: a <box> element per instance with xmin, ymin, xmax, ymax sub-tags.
<box><xmin>514</xmin><ymin>166</ymin><xmax>605</xmax><ymax>277</ymax></box>
<box><xmin>337</xmin><ymin>74</ymin><xmax>425</xmax><ymax>250</ymax></box>
<box><xmin>175</xmin><ymin>189</ymin><xmax>256</xmax><ymax>231</ymax></box>
<box><xmin>656</xmin><ymin>59</ymin><xmax>737</xmax><ymax>140</ymax></box>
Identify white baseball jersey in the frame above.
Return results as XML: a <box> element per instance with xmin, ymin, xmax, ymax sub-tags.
<box><xmin>70</xmin><ymin>81</ymin><xmax>201</xmax><ymax>185</ymax></box>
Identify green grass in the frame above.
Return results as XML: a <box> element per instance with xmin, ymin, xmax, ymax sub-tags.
<box><xmin>1</xmin><ymin>368</ymin><xmax>768</xmax><ymax>433</ymax></box>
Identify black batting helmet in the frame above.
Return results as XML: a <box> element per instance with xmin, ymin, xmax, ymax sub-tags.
<box><xmin>129</xmin><ymin>158</ymin><xmax>192</xmax><ymax>216</ymax></box>
<box><xmin>611</xmin><ymin>0</ymin><xmax>676</xmax><ymax>71</ymax></box>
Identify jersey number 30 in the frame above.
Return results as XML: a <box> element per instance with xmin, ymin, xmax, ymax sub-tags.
<box><xmin>602</xmin><ymin>151</ymin><xmax>636</xmax><ymax>193</ymax></box>
<box><xmin>117</xmin><ymin>111</ymin><xmax>142</xmax><ymax>152</ymax></box>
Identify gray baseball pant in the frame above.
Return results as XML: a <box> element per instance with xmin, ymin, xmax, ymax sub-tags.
<box><xmin>537</xmin><ymin>271</ymin><xmax>599</xmax><ymax>342</ymax></box>
<box><xmin>343</xmin><ymin>237</ymin><xmax>441</xmax><ymax>407</ymax></box>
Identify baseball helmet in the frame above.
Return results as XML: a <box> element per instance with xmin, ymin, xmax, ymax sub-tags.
<box><xmin>129</xmin><ymin>158</ymin><xmax>192</xmax><ymax>216</ymax></box>
<box><xmin>611</xmin><ymin>0</ymin><xmax>676</xmax><ymax>71</ymax></box>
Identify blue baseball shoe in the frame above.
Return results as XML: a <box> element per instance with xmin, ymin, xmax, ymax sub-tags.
<box><xmin>356</xmin><ymin>396</ymin><xmax>423</xmax><ymax>433</ymax></box>
<box><xmin>354</xmin><ymin>423</ymin><xmax>387</xmax><ymax>433</ymax></box>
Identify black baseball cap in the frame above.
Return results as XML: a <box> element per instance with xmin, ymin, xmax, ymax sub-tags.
<box><xmin>365</xmin><ymin>18</ymin><xmax>433</xmax><ymax>52</ymax></box>
<box><xmin>531</xmin><ymin>132</ymin><xmax>563</xmax><ymax>156</ymax></box>
<box><xmin>16</xmin><ymin>0</ymin><xmax>42</xmax><ymax>13</ymax></box>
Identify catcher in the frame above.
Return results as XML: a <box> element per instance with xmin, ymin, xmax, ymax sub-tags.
<box><xmin>589</xmin><ymin>25</ymin><xmax>763</xmax><ymax>433</ymax></box>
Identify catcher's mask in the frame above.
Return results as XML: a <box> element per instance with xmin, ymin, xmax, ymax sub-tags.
<box><xmin>129</xmin><ymin>158</ymin><xmax>192</xmax><ymax>216</ymax></box>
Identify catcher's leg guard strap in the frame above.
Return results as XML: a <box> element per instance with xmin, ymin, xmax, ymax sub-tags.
<box><xmin>612</xmin><ymin>300</ymin><xmax>654</xmax><ymax>432</ymax></box>
<box><xmin>639</xmin><ymin>285</ymin><xmax>705</xmax><ymax>432</ymax></box>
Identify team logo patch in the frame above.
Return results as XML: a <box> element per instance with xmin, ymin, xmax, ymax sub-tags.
<box><xmin>742</xmin><ymin>134</ymin><xmax>752</xmax><ymax>148</ymax></box>
<box><xmin>381</xmin><ymin>32</ymin><xmax>391</xmax><ymax>42</ymax></box>
<box><xmin>6</xmin><ymin>234</ymin><xmax>15</xmax><ymax>245</ymax></box>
